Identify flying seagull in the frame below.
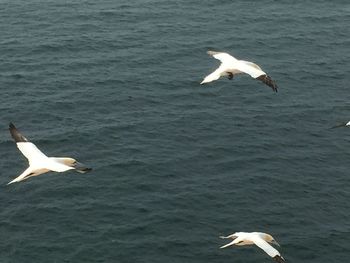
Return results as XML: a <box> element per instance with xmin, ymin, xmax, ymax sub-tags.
<box><xmin>331</xmin><ymin>121</ymin><xmax>350</xmax><ymax>129</ymax></box>
<box><xmin>8</xmin><ymin>123</ymin><xmax>91</xmax><ymax>184</ymax></box>
<box><xmin>220</xmin><ymin>232</ymin><xmax>285</xmax><ymax>263</ymax></box>
<box><xmin>201</xmin><ymin>51</ymin><xmax>278</xmax><ymax>92</ymax></box>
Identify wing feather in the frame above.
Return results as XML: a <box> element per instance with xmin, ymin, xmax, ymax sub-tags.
<box><xmin>16</xmin><ymin>142</ymin><xmax>48</xmax><ymax>165</ymax></box>
<box><xmin>9</xmin><ymin>123</ymin><xmax>48</xmax><ymax>164</ymax></box>
<box><xmin>207</xmin><ymin>51</ymin><xmax>238</xmax><ymax>64</ymax></box>
<box><xmin>201</xmin><ymin>65</ymin><xmax>227</xmax><ymax>84</ymax></box>
<box><xmin>240</xmin><ymin>60</ymin><xmax>263</xmax><ymax>71</ymax></box>
<box><xmin>9</xmin><ymin>123</ymin><xmax>29</xmax><ymax>142</ymax></box>
<box><xmin>256</xmin><ymin>74</ymin><xmax>278</xmax><ymax>92</ymax></box>
<box><xmin>236</xmin><ymin>61</ymin><xmax>266</xmax><ymax>78</ymax></box>
<box><xmin>251</xmin><ymin>236</ymin><xmax>281</xmax><ymax>258</ymax></box>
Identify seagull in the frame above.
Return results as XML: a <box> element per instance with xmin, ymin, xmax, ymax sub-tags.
<box><xmin>8</xmin><ymin>123</ymin><xmax>92</xmax><ymax>184</ymax></box>
<box><xmin>200</xmin><ymin>51</ymin><xmax>278</xmax><ymax>92</ymax></box>
<box><xmin>331</xmin><ymin>121</ymin><xmax>350</xmax><ymax>129</ymax></box>
<box><xmin>220</xmin><ymin>232</ymin><xmax>285</xmax><ymax>263</ymax></box>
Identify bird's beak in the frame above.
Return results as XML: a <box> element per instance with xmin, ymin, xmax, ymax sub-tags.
<box><xmin>271</xmin><ymin>240</ymin><xmax>280</xmax><ymax>247</ymax></box>
<box><xmin>331</xmin><ymin>122</ymin><xmax>348</xmax><ymax>129</ymax></box>
<box><xmin>220</xmin><ymin>240</ymin><xmax>235</xmax><ymax>249</ymax></box>
<box><xmin>74</xmin><ymin>162</ymin><xmax>92</xmax><ymax>173</ymax></box>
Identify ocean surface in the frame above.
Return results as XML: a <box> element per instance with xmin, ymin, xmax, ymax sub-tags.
<box><xmin>0</xmin><ymin>0</ymin><xmax>350</xmax><ymax>262</ymax></box>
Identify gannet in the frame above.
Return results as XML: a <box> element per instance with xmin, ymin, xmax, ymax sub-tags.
<box><xmin>8</xmin><ymin>123</ymin><xmax>91</xmax><ymax>184</ymax></box>
<box><xmin>220</xmin><ymin>232</ymin><xmax>285</xmax><ymax>263</ymax></box>
<box><xmin>201</xmin><ymin>51</ymin><xmax>278</xmax><ymax>92</ymax></box>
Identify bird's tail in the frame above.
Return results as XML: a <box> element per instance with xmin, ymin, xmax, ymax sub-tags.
<box><xmin>7</xmin><ymin>167</ymin><xmax>33</xmax><ymax>185</ymax></box>
<box><xmin>7</xmin><ymin>178</ymin><xmax>19</xmax><ymax>185</ymax></box>
<box><xmin>220</xmin><ymin>240</ymin><xmax>236</xmax><ymax>249</ymax></box>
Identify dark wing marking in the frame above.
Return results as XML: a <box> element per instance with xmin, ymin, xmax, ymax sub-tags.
<box><xmin>9</xmin><ymin>123</ymin><xmax>29</xmax><ymax>142</ymax></box>
<box><xmin>273</xmin><ymin>255</ymin><xmax>286</xmax><ymax>263</ymax></box>
<box><xmin>256</xmin><ymin>74</ymin><xmax>278</xmax><ymax>92</ymax></box>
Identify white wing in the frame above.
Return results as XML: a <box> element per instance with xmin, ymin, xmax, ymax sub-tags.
<box><xmin>200</xmin><ymin>65</ymin><xmax>228</xmax><ymax>84</ymax></box>
<box><xmin>251</xmin><ymin>235</ymin><xmax>281</xmax><ymax>258</ymax></box>
<box><xmin>47</xmin><ymin>158</ymin><xmax>74</xmax><ymax>172</ymax></box>
<box><xmin>16</xmin><ymin>142</ymin><xmax>49</xmax><ymax>165</ymax></box>
<box><xmin>236</xmin><ymin>60</ymin><xmax>266</xmax><ymax>78</ymax></box>
<box><xmin>9</xmin><ymin>123</ymin><xmax>49</xmax><ymax>165</ymax></box>
<box><xmin>240</xmin><ymin>60</ymin><xmax>263</xmax><ymax>71</ymax></box>
<box><xmin>207</xmin><ymin>51</ymin><xmax>238</xmax><ymax>64</ymax></box>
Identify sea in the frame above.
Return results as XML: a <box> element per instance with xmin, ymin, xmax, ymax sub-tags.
<box><xmin>0</xmin><ymin>0</ymin><xmax>349</xmax><ymax>262</ymax></box>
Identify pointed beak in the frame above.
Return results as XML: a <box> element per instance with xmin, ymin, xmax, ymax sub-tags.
<box><xmin>271</xmin><ymin>240</ymin><xmax>280</xmax><ymax>247</ymax></box>
<box><xmin>220</xmin><ymin>240</ymin><xmax>236</xmax><ymax>249</ymax></box>
<box><xmin>331</xmin><ymin>122</ymin><xmax>349</xmax><ymax>129</ymax></box>
<box><xmin>74</xmin><ymin>162</ymin><xmax>92</xmax><ymax>173</ymax></box>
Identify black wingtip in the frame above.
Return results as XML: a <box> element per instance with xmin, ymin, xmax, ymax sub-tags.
<box><xmin>256</xmin><ymin>75</ymin><xmax>278</xmax><ymax>93</ymax></box>
<box><xmin>9</xmin><ymin>123</ymin><xmax>29</xmax><ymax>143</ymax></box>
<box><xmin>273</xmin><ymin>255</ymin><xmax>286</xmax><ymax>263</ymax></box>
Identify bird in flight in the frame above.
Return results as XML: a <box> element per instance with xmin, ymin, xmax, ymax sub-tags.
<box><xmin>8</xmin><ymin>123</ymin><xmax>91</xmax><ymax>184</ymax></box>
<box><xmin>201</xmin><ymin>51</ymin><xmax>278</xmax><ymax>92</ymax></box>
<box><xmin>220</xmin><ymin>231</ymin><xmax>285</xmax><ymax>263</ymax></box>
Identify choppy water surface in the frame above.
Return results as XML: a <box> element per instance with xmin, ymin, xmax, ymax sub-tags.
<box><xmin>0</xmin><ymin>0</ymin><xmax>350</xmax><ymax>262</ymax></box>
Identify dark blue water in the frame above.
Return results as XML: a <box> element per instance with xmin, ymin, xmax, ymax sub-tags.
<box><xmin>1</xmin><ymin>0</ymin><xmax>350</xmax><ymax>262</ymax></box>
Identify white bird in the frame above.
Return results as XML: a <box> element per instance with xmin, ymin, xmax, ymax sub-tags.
<box><xmin>8</xmin><ymin>123</ymin><xmax>91</xmax><ymax>184</ymax></box>
<box><xmin>201</xmin><ymin>51</ymin><xmax>278</xmax><ymax>92</ymax></box>
<box><xmin>220</xmin><ymin>232</ymin><xmax>285</xmax><ymax>263</ymax></box>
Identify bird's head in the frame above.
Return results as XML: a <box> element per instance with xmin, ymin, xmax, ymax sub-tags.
<box><xmin>62</xmin><ymin>158</ymin><xmax>92</xmax><ymax>173</ymax></box>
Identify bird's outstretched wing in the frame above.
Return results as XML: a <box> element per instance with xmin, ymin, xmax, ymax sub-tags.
<box><xmin>207</xmin><ymin>51</ymin><xmax>238</xmax><ymax>64</ymax></box>
<box><xmin>200</xmin><ymin>65</ymin><xmax>227</xmax><ymax>84</ymax></box>
<box><xmin>251</xmin><ymin>236</ymin><xmax>284</xmax><ymax>261</ymax></box>
<box><xmin>9</xmin><ymin>123</ymin><xmax>48</xmax><ymax>165</ymax></box>
<box><xmin>240</xmin><ymin>60</ymin><xmax>263</xmax><ymax>71</ymax></box>
<box><xmin>9</xmin><ymin>122</ymin><xmax>29</xmax><ymax>142</ymax></box>
<box><xmin>235</xmin><ymin>61</ymin><xmax>278</xmax><ymax>92</ymax></box>
<box><xmin>273</xmin><ymin>255</ymin><xmax>286</xmax><ymax>263</ymax></box>
<box><xmin>256</xmin><ymin>74</ymin><xmax>278</xmax><ymax>92</ymax></box>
